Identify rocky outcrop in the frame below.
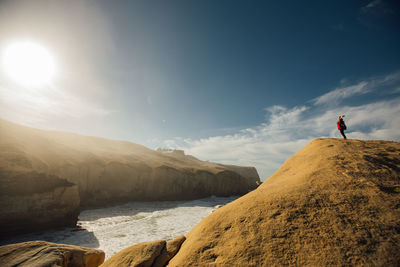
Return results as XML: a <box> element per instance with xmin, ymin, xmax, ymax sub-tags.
<box><xmin>100</xmin><ymin>240</ymin><xmax>165</xmax><ymax>267</ymax></box>
<box><xmin>0</xmin><ymin>118</ymin><xmax>260</xmax><ymax>209</ymax></box>
<box><xmin>219</xmin><ymin>165</ymin><xmax>260</xmax><ymax>188</ymax></box>
<box><xmin>0</xmin><ymin>241</ymin><xmax>105</xmax><ymax>267</ymax></box>
<box><xmin>0</xmin><ymin>171</ymin><xmax>80</xmax><ymax>237</ymax></box>
<box><xmin>153</xmin><ymin>236</ymin><xmax>186</xmax><ymax>267</ymax></box>
<box><xmin>100</xmin><ymin>236</ymin><xmax>185</xmax><ymax>267</ymax></box>
<box><xmin>167</xmin><ymin>139</ymin><xmax>400</xmax><ymax>266</ymax></box>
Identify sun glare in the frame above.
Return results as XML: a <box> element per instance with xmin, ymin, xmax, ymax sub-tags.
<box><xmin>2</xmin><ymin>41</ymin><xmax>56</xmax><ymax>87</ymax></box>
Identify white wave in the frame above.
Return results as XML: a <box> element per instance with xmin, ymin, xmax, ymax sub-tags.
<box><xmin>1</xmin><ymin>196</ymin><xmax>238</xmax><ymax>258</ymax></box>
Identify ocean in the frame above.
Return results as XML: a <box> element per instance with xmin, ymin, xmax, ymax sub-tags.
<box><xmin>1</xmin><ymin>196</ymin><xmax>238</xmax><ymax>258</ymax></box>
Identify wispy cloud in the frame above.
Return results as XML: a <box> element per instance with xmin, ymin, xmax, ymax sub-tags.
<box><xmin>162</xmin><ymin>72</ymin><xmax>400</xmax><ymax>180</ymax></box>
<box><xmin>359</xmin><ymin>0</ymin><xmax>397</xmax><ymax>28</ymax></box>
<box><xmin>361</xmin><ymin>0</ymin><xmax>394</xmax><ymax>15</ymax></box>
<box><xmin>313</xmin><ymin>81</ymin><xmax>369</xmax><ymax>106</ymax></box>
<box><xmin>313</xmin><ymin>71</ymin><xmax>400</xmax><ymax>106</ymax></box>
<box><xmin>362</xmin><ymin>0</ymin><xmax>383</xmax><ymax>11</ymax></box>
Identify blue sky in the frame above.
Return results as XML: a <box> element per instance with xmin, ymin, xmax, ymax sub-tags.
<box><xmin>0</xmin><ymin>0</ymin><xmax>399</xmax><ymax>179</ymax></box>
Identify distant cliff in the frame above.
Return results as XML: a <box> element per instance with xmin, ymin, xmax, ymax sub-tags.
<box><xmin>0</xmin><ymin>171</ymin><xmax>80</xmax><ymax>237</ymax></box>
<box><xmin>0</xmin><ymin>118</ymin><xmax>260</xmax><ymax>233</ymax></box>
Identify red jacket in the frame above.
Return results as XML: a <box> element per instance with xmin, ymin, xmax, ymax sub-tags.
<box><xmin>337</xmin><ymin>118</ymin><xmax>344</xmax><ymax>130</ymax></box>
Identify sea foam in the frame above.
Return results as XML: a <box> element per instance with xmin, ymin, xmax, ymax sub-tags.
<box><xmin>1</xmin><ymin>196</ymin><xmax>238</xmax><ymax>258</ymax></box>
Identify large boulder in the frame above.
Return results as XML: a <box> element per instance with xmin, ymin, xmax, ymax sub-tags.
<box><xmin>0</xmin><ymin>241</ymin><xmax>105</xmax><ymax>267</ymax></box>
<box><xmin>168</xmin><ymin>138</ymin><xmax>400</xmax><ymax>266</ymax></box>
<box><xmin>100</xmin><ymin>236</ymin><xmax>185</xmax><ymax>267</ymax></box>
<box><xmin>100</xmin><ymin>240</ymin><xmax>166</xmax><ymax>267</ymax></box>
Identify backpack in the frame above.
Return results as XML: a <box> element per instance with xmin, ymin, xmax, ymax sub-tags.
<box><xmin>340</xmin><ymin>120</ymin><xmax>347</xmax><ymax>130</ymax></box>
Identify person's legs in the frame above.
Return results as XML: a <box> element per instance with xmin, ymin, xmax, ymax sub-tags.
<box><xmin>340</xmin><ymin>129</ymin><xmax>347</xmax><ymax>139</ymax></box>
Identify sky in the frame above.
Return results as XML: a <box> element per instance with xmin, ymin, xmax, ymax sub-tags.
<box><xmin>0</xmin><ymin>0</ymin><xmax>399</xmax><ymax>180</ymax></box>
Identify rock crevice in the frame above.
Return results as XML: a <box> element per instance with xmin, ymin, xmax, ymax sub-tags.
<box><xmin>100</xmin><ymin>236</ymin><xmax>186</xmax><ymax>267</ymax></box>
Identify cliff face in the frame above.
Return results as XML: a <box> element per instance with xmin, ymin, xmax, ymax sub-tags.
<box><xmin>218</xmin><ymin>165</ymin><xmax>260</xmax><ymax>188</ymax></box>
<box><xmin>0</xmin><ymin>171</ymin><xmax>80</xmax><ymax>237</ymax></box>
<box><xmin>168</xmin><ymin>138</ymin><xmax>400</xmax><ymax>266</ymax></box>
<box><xmin>0</xmin><ymin>118</ymin><xmax>260</xmax><ymax>210</ymax></box>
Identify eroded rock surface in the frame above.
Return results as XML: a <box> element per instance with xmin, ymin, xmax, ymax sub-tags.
<box><xmin>100</xmin><ymin>240</ymin><xmax>166</xmax><ymax>267</ymax></box>
<box><xmin>100</xmin><ymin>236</ymin><xmax>186</xmax><ymax>267</ymax></box>
<box><xmin>168</xmin><ymin>138</ymin><xmax>400</xmax><ymax>266</ymax></box>
<box><xmin>153</xmin><ymin>235</ymin><xmax>186</xmax><ymax>267</ymax></box>
<box><xmin>0</xmin><ymin>241</ymin><xmax>105</xmax><ymax>267</ymax></box>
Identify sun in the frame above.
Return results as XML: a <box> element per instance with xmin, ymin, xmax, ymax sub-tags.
<box><xmin>2</xmin><ymin>41</ymin><xmax>56</xmax><ymax>87</ymax></box>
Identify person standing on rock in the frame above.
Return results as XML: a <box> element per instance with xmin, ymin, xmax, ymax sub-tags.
<box><xmin>337</xmin><ymin>115</ymin><xmax>347</xmax><ymax>139</ymax></box>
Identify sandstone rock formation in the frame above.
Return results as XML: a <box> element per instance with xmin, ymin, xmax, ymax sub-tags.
<box><xmin>0</xmin><ymin>118</ymin><xmax>260</xmax><ymax>209</ymax></box>
<box><xmin>100</xmin><ymin>240</ymin><xmax>165</xmax><ymax>267</ymax></box>
<box><xmin>0</xmin><ymin>241</ymin><xmax>105</xmax><ymax>267</ymax></box>
<box><xmin>153</xmin><ymin>236</ymin><xmax>186</xmax><ymax>267</ymax></box>
<box><xmin>0</xmin><ymin>170</ymin><xmax>80</xmax><ymax>237</ymax></box>
<box><xmin>100</xmin><ymin>236</ymin><xmax>185</xmax><ymax>267</ymax></box>
<box><xmin>168</xmin><ymin>138</ymin><xmax>400</xmax><ymax>266</ymax></box>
